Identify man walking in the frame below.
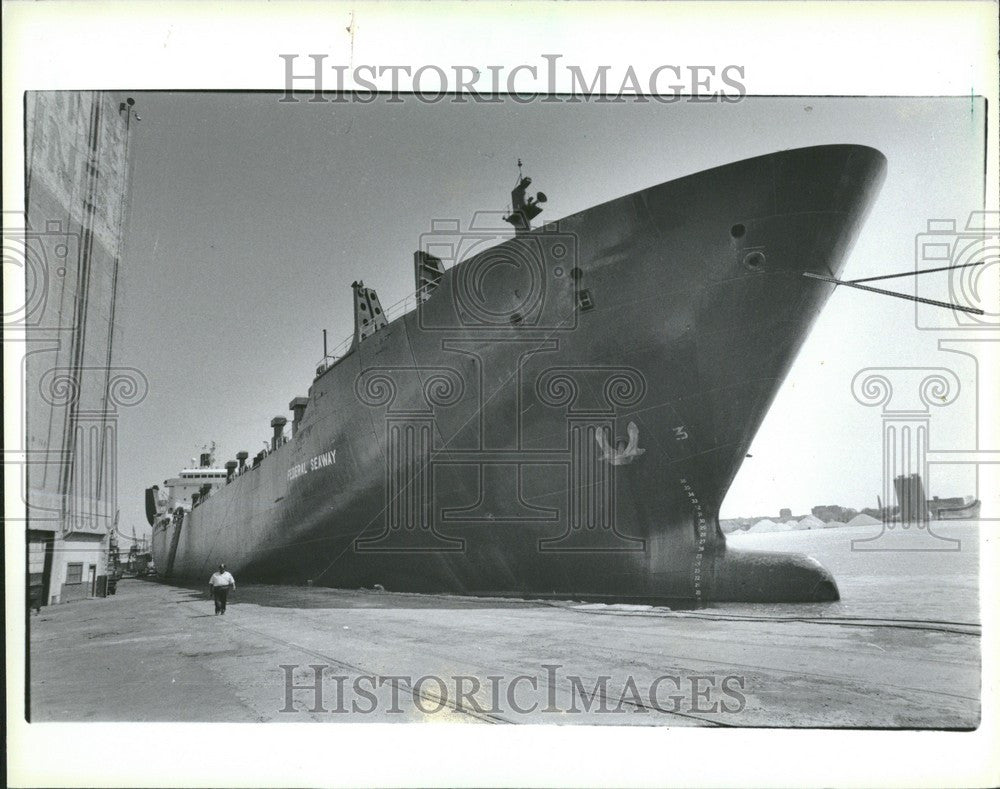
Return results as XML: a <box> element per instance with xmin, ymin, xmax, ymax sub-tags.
<box><xmin>209</xmin><ymin>563</ymin><xmax>236</xmax><ymax>615</ymax></box>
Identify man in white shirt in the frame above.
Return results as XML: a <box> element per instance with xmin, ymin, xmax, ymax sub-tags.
<box><xmin>208</xmin><ymin>564</ymin><xmax>236</xmax><ymax>615</ymax></box>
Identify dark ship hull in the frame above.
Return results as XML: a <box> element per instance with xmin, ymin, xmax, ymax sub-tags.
<box><xmin>151</xmin><ymin>144</ymin><xmax>887</xmax><ymax>603</ymax></box>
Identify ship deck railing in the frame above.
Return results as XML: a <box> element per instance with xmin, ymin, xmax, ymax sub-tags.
<box><xmin>314</xmin><ymin>285</ymin><xmax>432</xmax><ymax>375</ymax></box>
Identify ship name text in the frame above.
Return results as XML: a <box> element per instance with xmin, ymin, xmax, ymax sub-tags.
<box><xmin>288</xmin><ymin>449</ymin><xmax>337</xmax><ymax>482</ymax></box>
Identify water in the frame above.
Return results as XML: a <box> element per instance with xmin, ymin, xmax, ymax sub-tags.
<box><xmin>723</xmin><ymin>520</ymin><xmax>980</xmax><ymax>624</ymax></box>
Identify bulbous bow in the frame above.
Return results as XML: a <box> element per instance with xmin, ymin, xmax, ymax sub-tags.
<box><xmin>705</xmin><ymin>546</ymin><xmax>840</xmax><ymax>603</ymax></box>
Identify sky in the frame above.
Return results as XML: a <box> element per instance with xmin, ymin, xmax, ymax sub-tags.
<box><xmin>111</xmin><ymin>93</ymin><xmax>988</xmax><ymax>536</ymax></box>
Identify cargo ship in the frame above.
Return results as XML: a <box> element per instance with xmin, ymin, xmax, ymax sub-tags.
<box><xmin>147</xmin><ymin>144</ymin><xmax>888</xmax><ymax>603</ymax></box>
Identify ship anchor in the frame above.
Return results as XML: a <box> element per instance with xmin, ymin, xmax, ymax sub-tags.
<box><xmin>596</xmin><ymin>421</ymin><xmax>646</xmax><ymax>466</ymax></box>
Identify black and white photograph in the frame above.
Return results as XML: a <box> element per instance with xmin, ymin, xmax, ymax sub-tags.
<box><xmin>5</xmin><ymin>2</ymin><xmax>999</xmax><ymax>787</ymax></box>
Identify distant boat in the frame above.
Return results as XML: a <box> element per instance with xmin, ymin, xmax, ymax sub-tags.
<box><xmin>929</xmin><ymin>497</ymin><xmax>981</xmax><ymax>520</ymax></box>
<box><xmin>894</xmin><ymin>474</ymin><xmax>981</xmax><ymax>521</ymax></box>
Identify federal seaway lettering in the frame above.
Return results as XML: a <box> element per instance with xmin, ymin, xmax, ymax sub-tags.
<box><xmin>287</xmin><ymin>449</ymin><xmax>337</xmax><ymax>482</ymax></box>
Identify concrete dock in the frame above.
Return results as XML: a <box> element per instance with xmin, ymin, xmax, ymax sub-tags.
<box><xmin>28</xmin><ymin>524</ymin><xmax>981</xmax><ymax>727</ymax></box>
